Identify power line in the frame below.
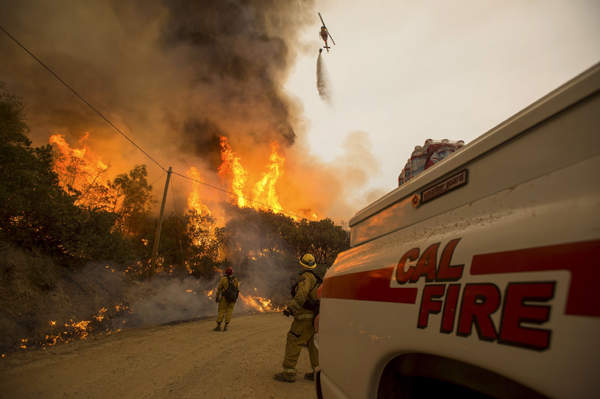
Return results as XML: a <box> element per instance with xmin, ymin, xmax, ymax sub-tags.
<box><xmin>0</xmin><ymin>24</ymin><xmax>308</xmax><ymax>221</ymax></box>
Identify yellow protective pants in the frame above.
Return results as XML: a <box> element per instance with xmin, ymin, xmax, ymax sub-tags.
<box><xmin>282</xmin><ymin>314</ymin><xmax>319</xmax><ymax>379</ymax></box>
<box><xmin>216</xmin><ymin>297</ymin><xmax>235</xmax><ymax>324</ymax></box>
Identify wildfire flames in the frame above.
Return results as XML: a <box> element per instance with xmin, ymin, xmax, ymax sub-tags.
<box><xmin>200</xmin><ymin>137</ymin><xmax>289</xmax><ymax>216</ymax></box>
<box><xmin>253</xmin><ymin>142</ymin><xmax>285</xmax><ymax>213</ymax></box>
<box><xmin>218</xmin><ymin>137</ymin><xmax>249</xmax><ymax>208</ymax></box>
<box><xmin>18</xmin><ymin>305</ymin><xmax>132</xmax><ymax>351</ymax></box>
<box><xmin>187</xmin><ymin>167</ymin><xmax>213</xmax><ymax>217</ymax></box>
<box><xmin>205</xmin><ymin>287</ymin><xmax>282</xmax><ymax>313</ymax></box>
<box><xmin>239</xmin><ymin>293</ymin><xmax>283</xmax><ymax>313</ymax></box>
<box><xmin>50</xmin><ymin>133</ymin><xmax>320</xmax><ymax>222</ymax></box>
<box><xmin>49</xmin><ymin>133</ymin><xmax>113</xmax><ymax>209</ymax></box>
<box><xmin>50</xmin><ymin>133</ymin><xmax>109</xmax><ymax>191</ymax></box>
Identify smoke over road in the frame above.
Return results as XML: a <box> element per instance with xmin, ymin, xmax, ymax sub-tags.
<box><xmin>317</xmin><ymin>52</ymin><xmax>333</xmax><ymax>104</ymax></box>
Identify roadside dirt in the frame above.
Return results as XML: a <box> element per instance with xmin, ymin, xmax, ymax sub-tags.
<box><xmin>0</xmin><ymin>312</ymin><xmax>317</xmax><ymax>399</ymax></box>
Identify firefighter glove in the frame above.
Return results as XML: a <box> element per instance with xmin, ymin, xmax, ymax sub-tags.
<box><xmin>215</xmin><ymin>296</ymin><xmax>220</xmax><ymax>303</ymax></box>
<box><xmin>283</xmin><ymin>307</ymin><xmax>293</xmax><ymax>317</ymax></box>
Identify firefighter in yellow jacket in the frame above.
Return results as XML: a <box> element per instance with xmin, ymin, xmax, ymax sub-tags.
<box><xmin>213</xmin><ymin>267</ymin><xmax>239</xmax><ymax>332</ymax></box>
<box><xmin>274</xmin><ymin>253</ymin><xmax>321</xmax><ymax>382</ymax></box>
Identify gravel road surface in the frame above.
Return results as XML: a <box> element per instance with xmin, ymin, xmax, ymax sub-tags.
<box><xmin>0</xmin><ymin>312</ymin><xmax>317</xmax><ymax>399</ymax></box>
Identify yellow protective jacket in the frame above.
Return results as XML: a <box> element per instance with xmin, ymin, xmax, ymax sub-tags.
<box><xmin>287</xmin><ymin>271</ymin><xmax>319</xmax><ymax>319</ymax></box>
<box><xmin>217</xmin><ymin>275</ymin><xmax>239</xmax><ymax>298</ymax></box>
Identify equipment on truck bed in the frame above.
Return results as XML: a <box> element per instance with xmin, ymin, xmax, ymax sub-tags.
<box><xmin>399</xmin><ymin>139</ymin><xmax>465</xmax><ymax>186</ymax></box>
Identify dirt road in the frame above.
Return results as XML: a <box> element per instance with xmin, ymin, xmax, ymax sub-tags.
<box><xmin>0</xmin><ymin>313</ymin><xmax>317</xmax><ymax>399</ymax></box>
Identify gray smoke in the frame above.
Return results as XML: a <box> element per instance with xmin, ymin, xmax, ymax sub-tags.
<box><xmin>316</xmin><ymin>52</ymin><xmax>332</xmax><ymax>104</ymax></box>
<box><xmin>118</xmin><ymin>276</ymin><xmax>221</xmax><ymax>328</ymax></box>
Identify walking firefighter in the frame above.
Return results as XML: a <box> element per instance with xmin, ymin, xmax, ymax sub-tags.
<box><xmin>213</xmin><ymin>267</ymin><xmax>239</xmax><ymax>332</ymax></box>
<box><xmin>274</xmin><ymin>253</ymin><xmax>322</xmax><ymax>382</ymax></box>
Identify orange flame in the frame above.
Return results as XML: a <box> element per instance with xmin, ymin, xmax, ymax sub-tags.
<box><xmin>218</xmin><ymin>136</ymin><xmax>249</xmax><ymax>207</ymax></box>
<box><xmin>49</xmin><ymin>133</ymin><xmax>112</xmax><ymax>209</ymax></box>
<box><xmin>50</xmin><ymin>133</ymin><xmax>108</xmax><ymax>189</ymax></box>
<box><xmin>187</xmin><ymin>167</ymin><xmax>212</xmax><ymax>216</ymax></box>
<box><xmin>239</xmin><ymin>290</ymin><xmax>284</xmax><ymax>313</ymax></box>
<box><xmin>38</xmin><ymin>304</ymin><xmax>130</xmax><ymax>349</ymax></box>
<box><xmin>187</xmin><ymin>139</ymin><xmax>294</xmax><ymax>223</ymax></box>
<box><xmin>253</xmin><ymin>142</ymin><xmax>284</xmax><ymax>213</ymax></box>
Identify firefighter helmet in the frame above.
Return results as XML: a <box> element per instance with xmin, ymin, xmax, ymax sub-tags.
<box><xmin>225</xmin><ymin>267</ymin><xmax>233</xmax><ymax>275</ymax></box>
<box><xmin>300</xmin><ymin>253</ymin><xmax>316</xmax><ymax>269</ymax></box>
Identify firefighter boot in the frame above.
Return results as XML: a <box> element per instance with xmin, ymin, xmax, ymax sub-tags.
<box><xmin>304</xmin><ymin>372</ymin><xmax>315</xmax><ymax>380</ymax></box>
<box><xmin>213</xmin><ymin>323</ymin><xmax>221</xmax><ymax>331</ymax></box>
<box><xmin>223</xmin><ymin>324</ymin><xmax>228</xmax><ymax>331</ymax></box>
<box><xmin>273</xmin><ymin>372</ymin><xmax>295</xmax><ymax>382</ymax></box>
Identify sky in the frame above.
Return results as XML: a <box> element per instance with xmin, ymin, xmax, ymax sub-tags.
<box><xmin>0</xmin><ymin>0</ymin><xmax>599</xmax><ymax>223</ymax></box>
<box><xmin>286</xmin><ymin>0</ymin><xmax>600</xmax><ymax>202</ymax></box>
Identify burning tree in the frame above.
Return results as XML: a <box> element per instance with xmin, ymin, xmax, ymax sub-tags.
<box><xmin>0</xmin><ymin>83</ymin><xmax>133</xmax><ymax>264</ymax></box>
<box><xmin>50</xmin><ymin>133</ymin><xmax>113</xmax><ymax>210</ymax></box>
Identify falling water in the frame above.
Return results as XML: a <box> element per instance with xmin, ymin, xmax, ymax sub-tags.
<box><xmin>316</xmin><ymin>52</ymin><xmax>332</xmax><ymax>104</ymax></box>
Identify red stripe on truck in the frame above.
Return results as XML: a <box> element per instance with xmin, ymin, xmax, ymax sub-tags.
<box><xmin>322</xmin><ymin>267</ymin><xmax>418</xmax><ymax>304</ymax></box>
<box><xmin>471</xmin><ymin>240</ymin><xmax>600</xmax><ymax>317</ymax></box>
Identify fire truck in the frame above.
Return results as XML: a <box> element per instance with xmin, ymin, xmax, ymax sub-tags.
<box><xmin>315</xmin><ymin>63</ymin><xmax>600</xmax><ymax>399</ymax></box>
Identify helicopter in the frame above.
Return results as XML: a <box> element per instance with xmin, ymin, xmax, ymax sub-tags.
<box><xmin>318</xmin><ymin>13</ymin><xmax>335</xmax><ymax>53</ymax></box>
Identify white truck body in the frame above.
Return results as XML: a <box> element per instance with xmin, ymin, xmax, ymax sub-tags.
<box><xmin>316</xmin><ymin>63</ymin><xmax>600</xmax><ymax>399</ymax></box>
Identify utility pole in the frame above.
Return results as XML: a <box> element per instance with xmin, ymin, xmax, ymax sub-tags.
<box><xmin>150</xmin><ymin>167</ymin><xmax>172</xmax><ymax>279</ymax></box>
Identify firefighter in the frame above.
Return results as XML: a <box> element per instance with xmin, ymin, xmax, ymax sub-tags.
<box><xmin>213</xmin><ymin>267</ymin><xmax>239</xmax><ymax>332</ymax></box>
<box><xmin>274</xmin><ymin>253</ymin><xmax>321</xmax><ymax>382</ymax></box>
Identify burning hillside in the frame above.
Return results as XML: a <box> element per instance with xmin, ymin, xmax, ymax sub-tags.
<box><xmin>49</xmin><ymin>131</ymin><xmax>317</xmax><ymax>226</ymax></box>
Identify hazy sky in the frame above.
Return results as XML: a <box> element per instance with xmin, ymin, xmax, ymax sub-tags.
<box><xmin>286</xmin><ymin>0</ymin><xmax>600</xmax><ymax>204</ymax></box>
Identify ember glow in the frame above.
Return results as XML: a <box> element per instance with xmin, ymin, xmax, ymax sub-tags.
<box><xmin>38</xmin><ymin>304</ymin><xmax>131</xmax><ymax>349</ymax></box>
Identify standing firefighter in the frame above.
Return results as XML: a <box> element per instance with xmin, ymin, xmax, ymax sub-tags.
<box><xmin>274</xmin><ymin>253</ymin><xmax>322</xmax><ymax>382</ymax></box>
<box><xmin>213</xmin><ymin>267</ymin><xmax>239</xmax><ymax>332</ymax></box>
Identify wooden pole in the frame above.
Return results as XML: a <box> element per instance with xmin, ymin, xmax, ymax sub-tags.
<box><xmin>150</xmin><ymin>167</ymin><xmax>172</xmax><ymax>279</ymax></box>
